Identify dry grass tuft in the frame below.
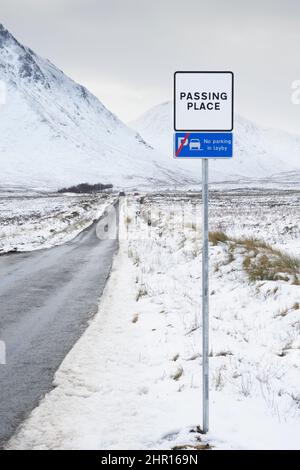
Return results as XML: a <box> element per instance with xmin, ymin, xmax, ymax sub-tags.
<box><xmin>279</xmin><ymin>308</ymin><xmax>288</xmax><ymax>317</ymax></box>
<box><xmin>292</xmin><ymin>275</ymin><xmax>300</xmax><ymax>285</ymax></box>
<box><xmin>135</xmin><ymin>285</ymin><xmax>148</xmax><ymax>301</ymax></box>
<box><xmin>234</xmin><ymin>237</ymin><xmax>271</xmax><ymax>252</ymax></box>
<box><xmin>171</xmin><ymin>366</ymin><xmax>183</xmax><ymax>381</ymax></box>
<box><xmin>172</xmin><ymin>443</ymin><xmax>211</xmax><ymax>450</ymax></box>
<box><xmin>244</xmin><ymin>251</ymin><xmax>299</xmax><ymax>282</ymax></box>
<box><xmin>209</xmin><ymin>230</ymin><xmax>300</xmax><ymax>283</ymax></box>
<box><xmin>209</xmin><ymin>231</ymin><xmax>229</xmax><ymax>246</ymax></box>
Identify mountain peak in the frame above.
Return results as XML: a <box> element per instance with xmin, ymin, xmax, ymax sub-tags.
<box><xmin>0</xmin><ymin>25</ymin><xmax>182</xmax><ymax>190</ymax></box>
<box><xmin>0</xmin><ymin>24</ymin><xmax>12</xmax><ymax>44</ymax></box>
<box><xmin>0</xmin><ymin>24</ymin><xmax>24</xmax><ymax>45</ymax></box>
<box><xmin>0</xmin><ymin>24</ymin><xmax>49</xmax><ymax>85</ymax></box>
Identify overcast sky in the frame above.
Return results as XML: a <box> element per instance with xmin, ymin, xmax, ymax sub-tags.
<box><xmin>1</xmin><ymin>0</ymin><xmax>300</xmax><ymax>133</ymax></box>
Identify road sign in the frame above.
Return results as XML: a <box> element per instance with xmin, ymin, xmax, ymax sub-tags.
<box><xmin>174</xmin><ymin>71</ymin><xmax>233</xmax><ymax>131</ymax></box>
<box><xmin>174</xmin><ymin>132</ymin><xmax>233</xmax><ymax>158</ymax></box>
<box><xmin>173</xmin><ymin>71</ymin><xmax>234</xmax><ymax>435</ymax></box>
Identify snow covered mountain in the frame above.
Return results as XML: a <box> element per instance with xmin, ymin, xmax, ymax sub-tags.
<box><xmin>1</xmin><ymin>23</ymin><xmax>298</xmax><ymax>191</ymax></box>
<box><xmin>130</xmin><ymin>101</ymin><xmax>300</xmax><ymax>183</ymax></box>
<box><xmin>0</xmin><ymin>25</ymin><xmax>194</xmax><ymax>191</ymax></box>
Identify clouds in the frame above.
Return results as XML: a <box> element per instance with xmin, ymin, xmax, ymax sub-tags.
<box><xmin>1</xmin><ymin>0</ymin><xmax>300</xmax><ymax>131</ymax></box>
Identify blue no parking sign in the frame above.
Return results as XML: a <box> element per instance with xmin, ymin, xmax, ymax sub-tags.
<box><xmin>174</xmin><ymin>132</ymin><xmax>233</xmax><ymax>158</ymax></box>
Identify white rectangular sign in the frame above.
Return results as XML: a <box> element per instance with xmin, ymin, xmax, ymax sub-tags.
<box><xmin>174</xmin><ymin>71</ymin><xmax>234</xmax><ymax>132</ymax></box>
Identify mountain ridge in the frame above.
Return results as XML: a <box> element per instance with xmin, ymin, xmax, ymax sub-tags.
<box><xmin>1</xmin><ymin>23</ymin><xmax>299</xmax><ymax>190</ymax></box>
<box><xmin>0</xmin><ymin>24</ymin><xmax>194</xmax><ymax>190</ymax></box>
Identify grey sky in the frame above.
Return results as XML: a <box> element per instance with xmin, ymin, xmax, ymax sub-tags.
<box><xmin>1</xmin><ymin>0</ymin><xmax>300</xmax><ymax>133</ymax></box>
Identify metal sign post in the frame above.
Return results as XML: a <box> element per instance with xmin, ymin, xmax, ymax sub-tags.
<box><xmin>202</xmin><ymin>158</ymin><xmax>209</xmax><ymax>433</ymax></box>
<box><xmin>173</xmin><ymin>71</ymin><xmax>234</xmax><ymax>435</ymax></box>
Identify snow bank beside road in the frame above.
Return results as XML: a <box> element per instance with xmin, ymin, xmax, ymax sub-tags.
<box><xmin>0</xmin><ymin>193</ymin><xmax>113</xmax><ymax>254</ymax></box>
<box><xmin>6</xmin><ymin>240</ymin><xmax>209</xmax><ymax>450</ymax></box>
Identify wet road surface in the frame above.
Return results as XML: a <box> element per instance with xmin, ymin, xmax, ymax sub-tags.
<box><xmin>0</xmin><ymin>209</ymin><xmax>118</xmax><ymax>446</ymax></box>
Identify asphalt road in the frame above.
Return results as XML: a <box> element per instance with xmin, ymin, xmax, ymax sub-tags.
<box><xmin>0</xmin><ymin>205</ymin><xmax>118</xmax><ymax>447</ymax></box>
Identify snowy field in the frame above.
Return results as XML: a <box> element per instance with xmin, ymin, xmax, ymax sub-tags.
<box><xmin>7</xmin><ymin>190</ymin><xmax>300</xmax><ymax>450</ymax></box>
<box><xmin>0</xmin><ymin>192</ymin><xmax>114</xmax><ymax>254</ymax></box>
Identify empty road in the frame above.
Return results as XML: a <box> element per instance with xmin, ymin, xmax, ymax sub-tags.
<box><xmin>0</xmin><ymin>204</ymin><xmax>118</xmax><ymax>446</ymax></box>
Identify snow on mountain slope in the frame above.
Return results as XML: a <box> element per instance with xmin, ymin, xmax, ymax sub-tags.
<box><xmin>0</xmin><ymin>25</ymin><xmax>194</xmax><ymax>190</ymax></box>
<box><xmin>130</xmin><ymin>101</ymin><xmax>300</xmax><ymax>183</ymax></box>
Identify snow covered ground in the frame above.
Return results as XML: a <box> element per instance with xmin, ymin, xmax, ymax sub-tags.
<box><xmin>7</xmin><ymin>191</ymin><xmax>300</xmax><ymax>450</ymax></box>
<box><xmin>0</xmin><ymin>192</ymin><xmax>113</xmax><ymax>254</ymax></box>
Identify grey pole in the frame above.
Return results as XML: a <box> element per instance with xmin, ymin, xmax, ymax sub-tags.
<box><xmin>202</xmin><ymin>158</ymin><xmax>209</xmax><ymax>433</ymax></box>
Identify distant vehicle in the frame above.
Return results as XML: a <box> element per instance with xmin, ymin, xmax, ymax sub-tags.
<box><xmin>119</xmin><ymin>191</ymin><xmax>125</xmax><ymax>197</ymax></box>
<box><xmin>134</xmin><ymin>192</ymin><xmax>139</xmax><ymax>196</ymax></box>
<box><xmin>189</xmin><ymin>139</ymin><xmax>201</xmax><ymax>151</ymax></box>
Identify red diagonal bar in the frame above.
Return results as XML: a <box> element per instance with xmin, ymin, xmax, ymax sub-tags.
<box><xmin>176</xmin><ymin>132</ymin><xmax>190</xmax><ymax>157</ymax></box>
